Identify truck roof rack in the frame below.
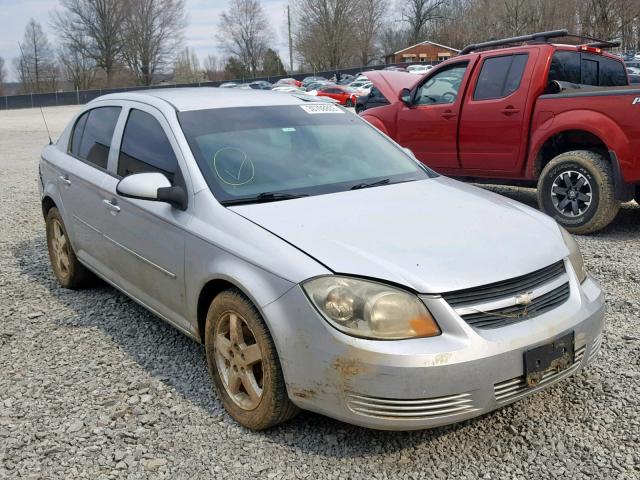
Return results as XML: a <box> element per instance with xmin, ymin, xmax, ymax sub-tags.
<box><xmin>460</xmin><ymin>30</ymin><xmax>620</xmax><ymax>55</ymax></box>
<box><xmin>460</xmin><ymin>30</ymin><xmax>568</xmax><ymax>55</ymax></box>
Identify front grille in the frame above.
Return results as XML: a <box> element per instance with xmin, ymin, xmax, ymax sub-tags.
<box><xmin>346</xmin><ymin>392</ymin><xmax>478</xmax><ymax>420</ymax></box>
<box><xmin>460</xmin><ymin>283</ymin><xmax>570</xmax><ymax>329</ymax></box>
<box><xmin>493</xmin><ymin>344</ymin><xmax>586</xmax><ymax>404</ymax></box>
<box><xmin>442</xmin><ymin>260</ymin><xmax>570</xmax><ymax>329</ymax></box>
<box><xmin>442</xmin><ymin>261</ymin><xmax>566</xmax><ymax>308</ymax></box>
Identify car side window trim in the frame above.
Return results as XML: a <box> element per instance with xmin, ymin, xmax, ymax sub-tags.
<box><xmin>66</xmin><ymin>105</ymin><xmax>123</xmax><ymax>177</ymax></box>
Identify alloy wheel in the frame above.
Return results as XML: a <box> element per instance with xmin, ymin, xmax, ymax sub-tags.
<box><xmin>51</xmin><ymin>219</ymin><xmax>71</xmax><ymax>278</ymax></box>
<box><xmin>550</xmin><ymin>170</ymin><xmax>593</xmax><ymax>217</ymax></box>
<box><xmin>214</xmin><ymin>311</ymin><xmax>264</xmax><ymax>410</ymax></box>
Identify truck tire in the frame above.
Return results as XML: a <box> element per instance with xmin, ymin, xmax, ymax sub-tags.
<box><xmin>204</xmin><ymin>289</ymin><xmax>299</xmax><ymax>430</ymax></box>
<box><xmin>635</xmin><ymin>185</ymin><xmax>640</xmax><ymax>205</ymax></box>
<box><xmin>537</xmin><ymin>151</ymin><xmax>620</xmax><ymax>234</ymax></box>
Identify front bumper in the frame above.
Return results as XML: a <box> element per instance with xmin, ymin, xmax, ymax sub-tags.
<box><xmin>263</xmin><ymin>264</ymin><xmax>605</xmax><ymax>430</ymax></box>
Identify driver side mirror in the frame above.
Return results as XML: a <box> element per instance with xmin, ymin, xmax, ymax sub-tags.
<box><xmin>116</xmin><ymin>172</ymin><xmax>188</xmax><ymax>211</ymax></box>
<box><xmin>399</xmin><ymin>88</ymin><xmax>412</xmax><ymax>106</ymax></box>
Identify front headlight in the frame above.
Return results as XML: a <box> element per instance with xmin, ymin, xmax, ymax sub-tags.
<box><xmin>560</xmin><ymin>227</ymin><xmax>587</xmax><ymax>283</ymax></box>
<box><xmin>302</xmin><ymin>276</ymin><xmax>440</xmax><ymax>340</ymax></box>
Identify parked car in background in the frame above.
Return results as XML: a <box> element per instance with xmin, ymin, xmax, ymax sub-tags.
<box><xmin>315</xmin><ymin>85</ymin><xmax>359</xmax><ymax>106</ymax></box>
<box><xmin>247</xmin><ymin>80</ymin><xmax>272</xmax><ymax>90</ymax></box>
<box><xmin>355</xmin><ymin>86</ymin><xmax>389</xmax><ymax>114</ymax></box>
<box><xmin>40</xmin><ymin>87</ymin><xmax>604</xmax><ymax>432</ymax></box>
<box><xmin>219</xmin><ymin>82</ymin><xmax>239</xmax><ymax>88</ymax></box>
<box><xmin>337</xmin><ymin>74</ymin><xmax>356</xmax><ymax>85</ymax></box>
<box><xmin>407</xmin><ymin>64</ymin><xmax>433</xmax><ymax>75</ymax></box>
<box><xmin>305</xmin><ymin>81</ymin><xmax>335</xmax><ymax>94</ymax></box>
<box><xmin>628</xmin><ymin>74</ymin><xmax>640</xmax><ymax>84</ymax></box>
<box><xmin>301</xmin><ymin>76</ymin><xmax>327</xmax><ymax>88</ymax></box>
<box><xmin>274</xmin><ymin>78</ymin><xmax>302</xmax><ymax>87</ymax></box>
<box><xmin>626</xmin><ymin>66</ymin><xmax>640</xmax><ymax>75</ymax></box>
<box><xmin>362</xmin><ymin>30</ymin><xmax>638</xmax><ymax>234</ymax></box>
<box><xmin>351</xmin><ymin>81</ymin><xmax>373</xmax><ymax>95</ymax></box>
<box><xmin>272</xmin><ymin>85</ymin><xmax>305</xmax><ymax>93</ymax></box>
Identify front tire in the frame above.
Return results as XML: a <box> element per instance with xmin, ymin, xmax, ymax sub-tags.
<box><xmin>345</xmin><ymin>98</ymin><xmax>354</xmax><ymax>107</ymax></box>
<box><xmin>355</xmin><ymin>104</ymin><xmax>364</xmax><ymax>114</ymax></box>
<box><xmin>537</xmin><ymin>150</ymin><xmax>620</xmax><ymax>234</ymax></box>
<box><xmin>204</xmin><ymin>290</ymin><xmax>298</xmax><ymax>430</ymax></box>
<box><xmin>45</xmin><ymin>207</ymin><xmax>94</xmax><ymax>289</ymax></box>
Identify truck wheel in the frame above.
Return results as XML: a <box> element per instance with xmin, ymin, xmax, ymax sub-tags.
<box><xmin>537</xmin><ymin>151</ymin><xmax>620</xmax><ymax>234</ymax></box>
<box><xmin>204</xmin><ymin>289</ymin><xmax>299</xmax><ymax>430</ymax></box>
<box><xmin>355</xmin><ymin>105</ymin><xmax>365</xmax><ymax>114</ymax></box>
<box><xmin>45</xmin><ymin>207</ymin><xmax>94</xmax><ymax>289</ymax></box>
<box><xmin>635</xmin><ymin>185</ymin><xmax>640</xmax><ymax>205</ymax></box>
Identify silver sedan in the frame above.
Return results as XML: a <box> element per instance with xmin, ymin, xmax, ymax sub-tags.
<box><xmin>39</xmin><ymin>88</ymin><xmax>604</xmax><ymax>430</ymax></box>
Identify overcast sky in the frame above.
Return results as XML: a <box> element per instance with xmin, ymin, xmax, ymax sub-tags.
<box><xmin>0</xmin><ymin>0</ymin><xmax>290</xmax><ymax>81</ymax></box>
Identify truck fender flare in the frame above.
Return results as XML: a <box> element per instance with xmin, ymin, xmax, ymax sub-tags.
<box><xmin>528</xmin><ymin>111</ymin><xmax>634</xmax><ymax>201</ymax></box>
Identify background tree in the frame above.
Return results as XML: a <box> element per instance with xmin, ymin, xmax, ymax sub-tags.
<box><xmin>173</xmin><ymin>47</ymin><xmax>204</xmax><ymax>83</ymax></box>
<box><xmin>121</xmin><ymin>0</ymin><xmax>187</xmax><ymax>85</ymax></box>
<box><xmin>53</xmin><ymin>0</ymin><xmax>129</xmax><ymax>86</ymax></box>
<box><xmin>14</xmin><ymin>19</ymin><xmax>58</xmax><ymax>93</ymax></box>
<box><xmin>262</xmin><ymin>49</ymin><xmax>287</xmax><ymax>76</ymax></box>
<box><xmin>203</xmin><ymin>54</ymin><xmax>225</xmax><ymax>81</ymax></box>
<box><xmin>217</xmin><ymin>0</ymin><xmax>273</xmax><ymax>77</ymax></box>
<box><xmin>400</xmin><ymin>0</ymin><xmax>447</xmax><ymax>45</ymax></box>
<box><xmin>293</xmin><ymin>0</ymin><xmax>359</xmax><ymax>70</ymax></box>
<box><xmin>58</xmin><ymin>43</ymin><xmax>97</xmax><ymax>90</ymax></box>
<box><xmin>354</xmin><ymin>0</ymin><xmax>388</xmax><ymax>65</ymax></box>
<box><xmin>224</xmin><ymin>57</ymin><xmax>249</xmax><ymax>79</ymax></box>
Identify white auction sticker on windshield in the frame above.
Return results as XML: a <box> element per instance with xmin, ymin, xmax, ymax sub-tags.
<box><xmin>299</xmin><ymin>104</ymin><xmax>344</xmax><ymax>114</ymax></box>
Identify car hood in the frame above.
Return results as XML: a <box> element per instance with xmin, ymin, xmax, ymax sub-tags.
<box><xmin>230</xmin><ymin>177</ymin><xmax>568</xmax><ymax>293</ymax></box>
<box><xmin>364</xmin><ymin>70</ymin><xmax>419</xmax><ymax>105</ymax></box>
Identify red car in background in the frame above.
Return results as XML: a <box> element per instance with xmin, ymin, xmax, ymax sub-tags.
<box><xmin>274</xmin><ymin>78</ymin><xmax>302</xmax><ymax>87</ymax></box>
<box><xmin>315</xmin><ymin>85</ymin><xmax>359</xmax><ymax>107</ymax></box>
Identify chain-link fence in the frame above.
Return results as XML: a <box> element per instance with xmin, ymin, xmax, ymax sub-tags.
<box><xmin>0</xmin><ymin>62</ymin><xmax>437</xmax><ymax>110</ymax></box>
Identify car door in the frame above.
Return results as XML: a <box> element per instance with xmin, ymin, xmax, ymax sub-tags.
<box><xmin>458</xmin><ymin>52</ymin><xmax>534</xmax><ymax>171</ymax></box>
<box><xmin>55</xmin><ymin>104</ymin><xmax>122</xmax><ymax>273</ymax></box>
<box><xmin>396</xmin><ymin>62</ymin><xmax>469</xmax><ymax>170</ymax></box>
<box><xmin>100</xmin><ymin>104</ymin><xmax>192</xmax><ymax>328</ymax></box>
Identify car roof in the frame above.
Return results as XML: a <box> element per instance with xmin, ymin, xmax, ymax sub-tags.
<box><xmin>92</xmin><ymin>87</ymin><xmax>314</xmax><ymax>112</ymax></box>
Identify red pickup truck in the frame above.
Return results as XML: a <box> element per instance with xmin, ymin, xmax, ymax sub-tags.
<box><xmin>362</xmin><ymin>31</ymin><xmax>640</xmax><ymax>234</ymax></box>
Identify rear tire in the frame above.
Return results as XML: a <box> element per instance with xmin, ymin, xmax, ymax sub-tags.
<box><xmin>45</xmin><ymin>207</ymin><xmax>94</xmax><ymax>289</ymax></box>
<box><xmin>355</xmin><ymin>105</ymin><xmax>364</xmax><ymax>114</ymax></box>
<box><xmin>537</xmin><ymin>150</ymin><xmax>620</xmax><ymax>234</ymax></box>
<box><xmin>204</xmin><ymin>289</ymin><xmax>299</xmax><ymax>430</ymax></box>
<box><xmin>345</xmin><ymin>98</ymin><xmax>353</xmax><ymax>107</ymax></box>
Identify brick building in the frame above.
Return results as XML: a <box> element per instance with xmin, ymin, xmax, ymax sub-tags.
<box><xmin>385</xmin><ymin>41</ymin><xmax>460</xmax><ymax>65</ymax></box>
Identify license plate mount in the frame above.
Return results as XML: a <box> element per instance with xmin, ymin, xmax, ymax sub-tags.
<box><xmin>524</xmin><ymin>331</ymin><xmax>574</xmax><ymax>388</ymax></box>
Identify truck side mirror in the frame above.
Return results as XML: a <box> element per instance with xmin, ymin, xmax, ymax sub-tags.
<box><xmin>400</xmin><ymin>88</ymin><xmax>412</xmax><ymax>106</ymax></box>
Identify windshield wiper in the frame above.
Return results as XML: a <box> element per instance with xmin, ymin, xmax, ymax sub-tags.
<box><xmin>221</xmin><ymin>192</ymin><xmax>308</xmax><ymax>206</ymax></box>
<box><xmin>350</xmin><ymin>178</ymin><xmax>391</xmax><ymax>190</ymax></box>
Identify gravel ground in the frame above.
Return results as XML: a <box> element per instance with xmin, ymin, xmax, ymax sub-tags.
<box><xmin>0</xmin><ymin>105</ymin><xmax>638</xmax><ymax>480</ymax></box>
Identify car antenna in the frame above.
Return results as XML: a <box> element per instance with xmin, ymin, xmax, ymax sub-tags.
<box><xmin>17</xmin><ymin>41</ymin><xmax>53</xmax><ymax>145</ymax></box>
<box><xmin>40</xmin><ymin>107</ymin><xmax>52</xmax><ymax>145</ymax></box>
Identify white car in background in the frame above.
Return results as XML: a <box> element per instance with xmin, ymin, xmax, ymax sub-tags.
<box><xmin>407</xmin><ymin>64</ymin><xmax>433</xmax><ymax>75</ymax></box>
<box><xmin>349</xmin><ymin>80</ymin><xmax>373</xmax><ymax>94</ymax></box>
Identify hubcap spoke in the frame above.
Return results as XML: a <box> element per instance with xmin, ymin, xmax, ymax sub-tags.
<box><xmin>574</xmin><ymin>177</ymin><xmax>586</xmax><ymax>190</ymax></box>
<box><xmin>215</xmin><ymin>334</ymin><xmax>233</xmax><ymax>361</ymax></box>
<box><xmin>241</xmin><ymin>371</ymin><xmax>262</xmax><ymax>402</ymax></box>
<box><xmin>571</xmin><ymin>200</ymin><xmax>580</xmax><ymax>215</ymax></box>
<box><xmin>577</xmin><ymin>192</ymin><xmax>591</xmax><ymax>202</ymax></box>
<box><xmin>557</xmin><ymin>197</ymin><xmax>570</xmax><ymax>210</ymax></box>
<box><xmin>242</xmin><ymin>344</ymin><xmax>262</xmax><ymax>367</ymax></box>
<box><xmin>227</xmin><ymin>369</ymin><xmax>242</xmax><ymax>394</ymax></box>
<box><xmin>229</xmin><ymin>313</ymin><xmax>244</xmax><ymax>345</ymax></box>
<box><xmin>552</xmin><ymin>186</ymin><xmax>567</xmax><ymax>195</ymax></box>
<box><xmin>562</xmin><ymin>173</ymin><xmax>573</xmax><ymax>188</ymax></box>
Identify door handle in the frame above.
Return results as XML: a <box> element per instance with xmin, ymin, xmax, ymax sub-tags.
<box><xmin>501</xmin><ymin>107</ymin><xmax>520</xmax><ymax>115</ymax></box>
<box><xmin>58</xmin><ymin>175</ymin><xmax>71</xmax><ymax>186</ymax></box>
<box><xmin>103</xmin><ymin>199</ymin><xmax>121</xmax><ymax>213</ymax></box>
<box><xmin>441</xmin><ymin>111</ymin><xmax>457</xmax><ymax>119</ymax></box>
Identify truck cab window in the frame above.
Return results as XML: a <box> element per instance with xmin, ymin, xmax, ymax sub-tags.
<box><xmin>474</xmin><ymin>54</ymin><xmax>528</xmax><ymax>100</ymax></box>
<box><xmin>415</xmin><ymin>64</ymin><xmax>468</xmax><ymax>105</ymax></box>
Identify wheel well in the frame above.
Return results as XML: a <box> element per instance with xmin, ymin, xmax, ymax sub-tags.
<box><xmin>41</xmin><ymin>196</ymin><xmax>56</xmax><ymax>219</ymax></box>
<box><xmin>535</xmin><ymin>130</ymin><xmax>609</xmax><ymax>177</ymax></box>
<box><xmin>196</xmin><ymin>279</ymin><xmax>238</xmax><ymax>344</ymax></box>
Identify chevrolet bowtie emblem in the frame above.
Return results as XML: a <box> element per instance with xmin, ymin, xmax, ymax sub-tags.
<box><xmin>515</xmin><ymin>292</ymin><xmax>534</xmax><ymax>306</ymax></box>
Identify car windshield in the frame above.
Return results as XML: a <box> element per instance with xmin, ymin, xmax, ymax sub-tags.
<box><xmin>178</xmin><ymin>105</ymin><xmax>435</xmax><ymax>204</ymax></box>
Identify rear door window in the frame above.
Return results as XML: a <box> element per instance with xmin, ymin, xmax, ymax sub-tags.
<box><xmin>474</xmin><ymin>54</ymin><xmax>528</xmax><ymax>100</ymax></box>
<box><xmin>118</xmin><ymin>109</ymin><xmax>179</xmax><ymax>182</ymax></box>
<box><xmin>548</xmin><ymin>50</ymin><xmax>628</xmax><ymax>86</ymax></box>
<box><xmin>71</xmin><ymin>106</ymin><xmax>121</xmax><ymax>169</ymax></box>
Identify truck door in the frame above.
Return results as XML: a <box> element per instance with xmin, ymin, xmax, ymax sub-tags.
<box><xmin>396</xmin><ymin>62</ymin><xmax>469</xmax><ymax>170</ymax></box>
<box><xmin>458</xmin><ymin>51</ymin><xmax>536</xmax><ymax>172</ymax></box>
